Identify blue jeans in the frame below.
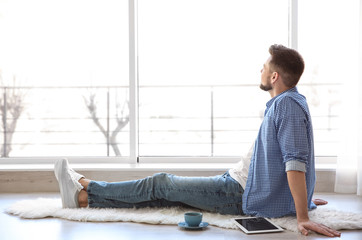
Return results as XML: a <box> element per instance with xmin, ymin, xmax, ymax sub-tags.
<box><xmin>87</xmin><ymin>171</ymin><xmax>244</xmax><ymax>215</ymax></box>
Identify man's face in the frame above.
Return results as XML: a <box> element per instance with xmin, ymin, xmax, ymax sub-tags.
<box><xmin>259</xmin><ymin>57</ymin><xmax>273</xmax><ymax>92</ymax></box>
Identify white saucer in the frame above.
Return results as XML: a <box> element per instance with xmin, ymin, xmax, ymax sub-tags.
<box><xmin>178</xmin><ymin>222</ymin><xmax>209</xmax><ymax>230</ymax></box>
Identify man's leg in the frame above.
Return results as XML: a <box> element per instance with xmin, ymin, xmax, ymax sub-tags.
<box><xmin>55</xmin><ymin>159</ymin><xmax>199</xmax><ymax>209</ymax></box>
<box><xmin>78</xmin><ymin>179</ymin><xmax>189</xmax><ymax>209</ymax></box>
<box><xmin>55</xmin><ymin>158</ymin><xmax>244</xmax><ymax>214</ymax></box>
<box><xmin>80</xmin><ymin>172</ymin><xmax>244</xmax><ymax>215</ymax></box>
<box><xmin>79</xmin><ymin>173</ymin><xmax>243</xmax><ymax>214</ymax></box>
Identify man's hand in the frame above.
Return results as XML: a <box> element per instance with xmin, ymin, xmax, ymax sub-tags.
<box><xmin>287</xmin><ymin>171</ymin><xmax>341</xmax><ymax>237</ymax></box>
<box><xmin>298</xmin><ymin>219</ymin><xmax>341</xmax><ymax>237</ymax></box>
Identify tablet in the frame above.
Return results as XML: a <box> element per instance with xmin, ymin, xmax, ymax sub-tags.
<box><xmin>233</xmin><ymin>217</ymin><xmax>283</xmax><ymax>234</ymax></box>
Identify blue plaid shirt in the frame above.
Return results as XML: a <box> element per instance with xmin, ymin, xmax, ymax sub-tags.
<box><xmin>242</xmin><ymin>87</ymin><xmax>316</xmax><ymax>218</ymax></box>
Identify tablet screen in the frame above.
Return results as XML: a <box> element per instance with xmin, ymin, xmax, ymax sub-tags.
<box><xmin>235</xmin><ymin>217</ymin><xmax>279</xmax><ymax>231</ymax></box>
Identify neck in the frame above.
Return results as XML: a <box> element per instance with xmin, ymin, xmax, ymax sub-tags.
<box><xmin>268</xmin><ymin>85</ymin><xmax>292</xmax><ymax>98</ymax></box>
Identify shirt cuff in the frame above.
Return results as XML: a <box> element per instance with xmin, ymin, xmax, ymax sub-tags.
<box><xmin>285</xmin><ymin>160</ymin><xmax>306</xmax><ymax>172</ymax></box>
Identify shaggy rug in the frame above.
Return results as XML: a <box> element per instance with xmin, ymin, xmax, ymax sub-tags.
<box><xmin>5</xmin><ymin>198</ymin><xmax>362</xmax><ymax>232</ymax></box>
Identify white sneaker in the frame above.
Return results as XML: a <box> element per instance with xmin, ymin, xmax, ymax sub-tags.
<box><xmin>67</xmin><ymin>164</ymin><xmax>85</xmax><ymax>182</ymax></box>
<box><xmin>54</xmin><ymin>158</ymin><xmax>84</xmax><ymax>208</ymax></box>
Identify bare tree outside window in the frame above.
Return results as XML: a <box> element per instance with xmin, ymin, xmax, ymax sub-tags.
<box><xmin>0</xmin><ymin>74</ymin><xmax>26</xmax><ymax>157</ymax></box>
<box><xmin>83</xmin><ymin>89</ymin><xmax>129</xmax><ymax>156</ymax></box>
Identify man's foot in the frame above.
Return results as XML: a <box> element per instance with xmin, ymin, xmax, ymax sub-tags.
<box><xmin>312</xmin><ymin>198</ymin><xmax>328</xmax><ymax>205</ymax></box>
<box><xmin>54</xmin><ymin>158</ymin><xmax>84</xmax><ymax>208</ymax></box>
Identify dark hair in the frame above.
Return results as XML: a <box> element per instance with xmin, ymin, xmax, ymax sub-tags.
<box><xmin>268</xmin><ymin>44</ymin><xmax>305</xmax><ymax>87</ymax></box>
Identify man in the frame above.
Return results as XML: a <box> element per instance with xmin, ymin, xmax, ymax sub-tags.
<box><xmin>54</xmin><ymin>44</ymin><xmax>341</xmax><ymax>237</ymax></box>
<box><xmin>239</xmin><ymin>44</ymin><xmax>339</xmax><ymax>237</ymax></box>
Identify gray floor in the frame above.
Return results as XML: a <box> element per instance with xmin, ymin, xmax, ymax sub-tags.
<box><xmin>1</xmin><ymin>193</ymin><xmax>362</xmax><ymax>240</ymax></box>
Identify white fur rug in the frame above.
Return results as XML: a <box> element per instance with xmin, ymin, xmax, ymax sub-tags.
<box><xmin>5</xmin><ymin>198</ymin><xmax>362</xmax><ymax>232</ymax></box>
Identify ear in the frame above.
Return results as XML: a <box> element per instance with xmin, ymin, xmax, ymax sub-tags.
<box><xmin>271</xmin><ymin>72</ymin><xmax>279</xmax><ymax>84</ymax></box>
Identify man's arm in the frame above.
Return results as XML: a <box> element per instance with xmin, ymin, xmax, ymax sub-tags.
<box><xmin>287</xmin><ymin>170</ymin><xmax>341</xmax><ymax>237</ymax></box>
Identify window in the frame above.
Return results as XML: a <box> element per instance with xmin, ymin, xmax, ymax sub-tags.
<box><xmin>138</xmin><ymin>0</ymin><xmax>288</xmax><ymax>156</ymax></box>
<box><xmin>0</xmin><ymin>0</ymin><xmax>129</xmax><ymax>157</ymax></box>
<box><xmin>0</xmin><ymin>0</ymin><xmax>359</xmax><ymax>162</ymax></box>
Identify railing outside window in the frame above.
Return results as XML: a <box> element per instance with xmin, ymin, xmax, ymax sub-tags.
<box><xmin>0</xmin><ymin>83</ymin><xmax>340</xmax><ymax>158</ymax></box>
<box><xmin>0</xmin><ymin>86</ymin><xmax>129</xmax><ymax>157</ymax></box>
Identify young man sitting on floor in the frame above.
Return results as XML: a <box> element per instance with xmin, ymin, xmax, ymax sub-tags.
<box><xmin>54</xmin><ymin>44</ymin><xmax>341</xmax><ymax>238</ymax></box>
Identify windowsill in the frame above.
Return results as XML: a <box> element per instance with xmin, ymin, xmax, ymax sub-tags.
<box><xmin>0</xmin><ymin>163</ymin><xmax>337</xmax><ymax>172</ymax></box>
<box><xmin>0</xmin><ymin>163</ymin><xmax>337</xmax><ymax>192</ymax></box>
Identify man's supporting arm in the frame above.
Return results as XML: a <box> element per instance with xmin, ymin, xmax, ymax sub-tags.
<box><xmin>287</xmin><ymin>170</ymin><xmax>341</xmax><ymax>237</ymax></box>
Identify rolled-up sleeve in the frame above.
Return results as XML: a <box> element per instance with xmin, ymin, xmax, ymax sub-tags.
<box><xmin>285</xmin><ymin>160</ymin><xmax>306</xmax><ymax>172</ymax></box>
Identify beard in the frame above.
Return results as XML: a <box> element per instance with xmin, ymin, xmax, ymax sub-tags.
<box><xmin>259</xmin><ymin>82</ymin><xmax>272</xmax><ymax>91</ymax></box>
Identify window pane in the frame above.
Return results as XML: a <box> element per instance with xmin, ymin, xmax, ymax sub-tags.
<box><xmin>298</xmin><ymin>0</ymin><xmax>359</xmax><ymax>156</ymax></box>
<box><xmin>139</xmin><ymin>87</ymin><xmax>212</xmax><ymax>156</ymax></box>
<box><xmin>0</xmin><ymin>0</ymin><xmax>129</xmax><ymax>157</ymax></box>
<box><xmin>138</xmin><ymin>0</ymin><xmax>288</xmax><ymax>156</ymax></box>
<box><xmin>213</xmin><ymin>86</ymin><xmax>268</xmax><ymax>156</ymax></box>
